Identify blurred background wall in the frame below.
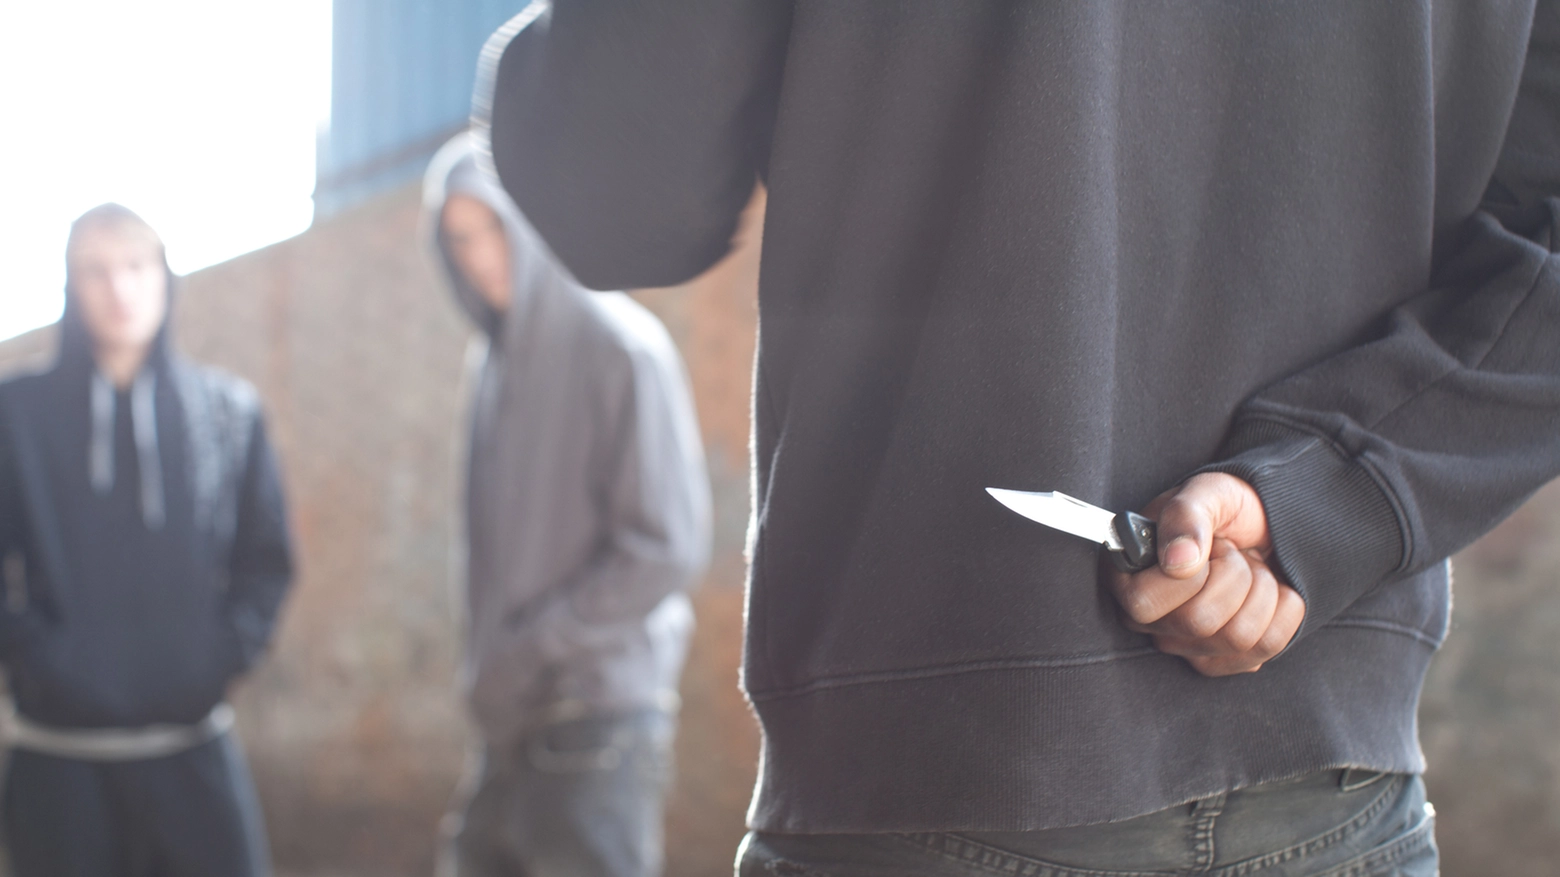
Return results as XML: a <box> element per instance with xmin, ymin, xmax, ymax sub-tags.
<box><xmin>0</xmin><ymin>1</ymin><xmax>1556</xmax><ymax>875</ymax></box>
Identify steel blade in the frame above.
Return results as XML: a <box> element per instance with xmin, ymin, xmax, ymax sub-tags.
<box><xmin>985</xmin><ymin>487</ymin><xmax>1122</xmax><ymax>551</ymax></box>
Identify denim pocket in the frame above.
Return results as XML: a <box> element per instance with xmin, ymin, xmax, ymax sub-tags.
<box><xmin>1314</xmin><ymin>805</ymin><xmax>1436</xmax><ymax>877</ymax></box>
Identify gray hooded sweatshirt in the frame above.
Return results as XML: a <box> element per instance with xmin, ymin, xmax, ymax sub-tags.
<box><xmin>424</xmin><ymin>135</ymin><xmax>711</xmax><ymax>746</ymax></box>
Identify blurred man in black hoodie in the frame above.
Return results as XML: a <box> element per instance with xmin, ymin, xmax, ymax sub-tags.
<box><xmin>0</xmin><ymin>204</ymin><xmax>293</xmax><ymax>877</ymax></box>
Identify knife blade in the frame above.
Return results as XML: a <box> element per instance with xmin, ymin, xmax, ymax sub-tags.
<box><xmin>985</xmin><ymin>487</ymin><xmax>1159</xmax><ymax>573</ymax></box>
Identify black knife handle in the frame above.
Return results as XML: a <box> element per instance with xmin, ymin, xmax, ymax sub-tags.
<box><xmin>1109</xmin><ymin>511</ymin><xmax>1158</xmax><ymax>573</ymax></box>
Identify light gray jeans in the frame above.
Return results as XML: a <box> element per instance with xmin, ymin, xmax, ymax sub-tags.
<box><xmin>441</xmin><ymin>710</ymin><xmax>675</xmax><ymax>877</ymax></box>
<box><xmin>739</xmin><ymin>770</ymin><xmax>1437</xmax><ymax>877</ymax></box>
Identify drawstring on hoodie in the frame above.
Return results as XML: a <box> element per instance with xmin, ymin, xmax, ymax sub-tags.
<box><xmin>89</xmin><ymin>373</ymin><xmax>114</xmax><ymax>493</ymax></box>
<box><xmin>88</xmin><ymin>370</ymin><xmax>167</xmax><ymax>530</ymax></box>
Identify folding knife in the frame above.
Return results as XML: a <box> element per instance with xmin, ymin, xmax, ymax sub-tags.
<box><xmin>985</xmin><ymin>487</ymin><xmax>1159</xmax><ymax>573</ymax></box>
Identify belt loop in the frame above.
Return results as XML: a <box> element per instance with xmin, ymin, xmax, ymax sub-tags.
<box><xmin>1189</xmin><ymin>793</ymin><xmax>1226</xmax><ymax>872</ymax></box>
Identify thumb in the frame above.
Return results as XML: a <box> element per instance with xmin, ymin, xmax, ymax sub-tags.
<box><xmin>1154</xmin><ymin>474</ymin><xmax>1251</xmax><ymax>577</ymax></box>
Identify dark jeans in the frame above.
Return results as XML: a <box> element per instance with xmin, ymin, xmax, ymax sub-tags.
<box><xmin>739</xmin><ymin>770</ymin><xmax>1436</xmax><ymax>877</ymax></box>
<box><xmin>442</xmin><ymin>710</ymin><xmax>676</xmax><ymax>877</ymax></box>
<box><xmin>2</xmin><ymin>733</ymin><xmax>270</xmax><ymax>877</ymax></box>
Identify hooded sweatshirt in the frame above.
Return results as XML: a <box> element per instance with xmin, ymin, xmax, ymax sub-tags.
<box><xmin>424</xmin><ymin>135</ymin><xmax>711</xmax><ymax>746</ymax></box>
<box><xmin>484</xmin><ymin>1</ymin><xmax>1560</xmax><ymax>833</ymax></box>
<box><xmin>0</xmin><ymin>274</ymin><xmax>294</xmax><ymax>730</ymax></box>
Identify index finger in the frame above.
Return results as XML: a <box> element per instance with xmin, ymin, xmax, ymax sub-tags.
<box><xmin>1110</xmin><ymin>540</ymin><xmax>1224</xmax><ymax>627</ymax></box>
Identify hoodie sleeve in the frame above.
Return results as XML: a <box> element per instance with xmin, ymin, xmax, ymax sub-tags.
<box><xmin>1200</xmin><ymin>7</ymin><xmax>1560</xmax><ymax>644</ymax></box>
<box><xmin>223</xmin><ymin>411</ymin><xmax>295</xmax><ymax>676</ymax></box>
<box><xmin>481</xmin><ymin>0</ymin><xmax>790</xmax><ymax>290</ymax></box>
<box><xmin>521</xmin><ymin>339</ymin><xmax>712</xmax><ymax>663</ymax></box>
<box><xmin>0</xmin><ymin>404</ymin><xmax>46</xmax><ymax>662</ymax></box>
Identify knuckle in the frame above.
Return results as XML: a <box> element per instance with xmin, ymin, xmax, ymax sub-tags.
<box><xmin>1189</xmin><ymin>656</ymin><xmax>1231</xmax><ymax>677</ymax></box>
<box><xmin>1251</xmin><ymin>562</ymin><xmax>1277</xmax><ymax>588</ymax></box>
<box><xmin>1252</xmin><ymin>630</ymin><xmax>1288</xmax><ymax>662</ymax></box>
<box><xmin>1210</xmin><ymin>657</ymin><xmax>1260</xmax><ymax>677</ymax></box>
<box><xmin>1116</xmin><ymin>585</ymin><xmax>1162</xmax><ymax>624</ymax></box>
<box><xmin>1161</xmin><ymin>494</ymin><xmax>1200</xmax><ymax>527</ymax></box>
<box><xmin>1183</xmin><ymin>617</ymin><xmax>1220</xmax><ymax>641</ymax></box>
<box><xmin>1190</xmin><ymin>472</ymin><xmax>1229</xmax><ymax>491</ymax></box>
<box><xmin>1221</xmin><ymin>618</ymin><xmax>1263</xmax><ymax>653</ymax></box>
<box><xmin>1124</xmin><ymin>598</ymin><xmax>1162</xmax><ymax>626</ymax></box>
<box><xmin>1180</xmin><ymin>603</ymin><xmax>1227</xmax><ymax>640</ymax></box>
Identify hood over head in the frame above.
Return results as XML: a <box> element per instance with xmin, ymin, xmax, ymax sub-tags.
<box><xmin>424</xmin><ymin>132</ymin><xmax>577</xmax><ymax>340</ymax></box>
<box><xmin>58</xmin><ymin>203</ymin><xmax>177</xmax><ymax>375</ymax></box>
<box><xmin>421</xmin><ymin>134</ymin><xmax>709</xmax><ymax>744</ymax></box>
<box><xmin>55</xmin><ymin>203</ymin><xmax>179</xmax><ymax>530</ymax></box>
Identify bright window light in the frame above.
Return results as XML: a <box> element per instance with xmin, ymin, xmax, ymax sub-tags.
<box><xmin>0</xmin><ymin>1</ymin><xmax>333</xmax><ymax>343</ymax></box>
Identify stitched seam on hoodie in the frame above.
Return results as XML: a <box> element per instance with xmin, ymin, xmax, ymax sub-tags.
<box><xmin>746</xmin><ymin>647</ymin><xmax>1163</xmax><ymax>702</ymax></box>
<box><xmin>1323</xmin><ymin>617</ymin><xmax>1442</xmax><ymax>648</ymax></box>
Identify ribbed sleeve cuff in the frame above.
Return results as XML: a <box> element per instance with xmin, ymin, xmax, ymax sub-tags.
<box><xmin>1198</xmin><ymin>418</ymin><xmax>1408</xmax><ymax>642</ymax></box>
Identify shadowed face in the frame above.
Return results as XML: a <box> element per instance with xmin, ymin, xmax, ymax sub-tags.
<box><xmin>67</xmin><ymin>224</ymin><xmax>168</xmax><ymax>357</ymax></box>
<box><xmin>442</xmin><ymin>193</ymin><xmax>511</xmax><ymax>314</ymax></box>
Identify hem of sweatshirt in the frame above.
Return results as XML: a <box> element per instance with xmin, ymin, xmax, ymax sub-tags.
<box><xmin>744</xmin><ymin>624</ymin><xmax>1431</xmax><ymax>833</ymax></box>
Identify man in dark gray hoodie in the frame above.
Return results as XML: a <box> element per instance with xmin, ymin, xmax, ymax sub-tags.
<box><xmin>424</xmin><ymin>135</ymin><xmax>711</xmax><ymax>877</ymax></box>
<box><xmin>0</xmin><ymin>204</ymin><xmax>292</xmax><ymax>876</ymax></box>
<box><xmin>482</xmin><ymin>2</ymin><xmax>1560</xmax><ymax>875</ymax></box>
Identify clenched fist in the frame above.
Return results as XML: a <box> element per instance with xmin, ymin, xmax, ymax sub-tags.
<box><xmin>1110</xmin><ymin>473</ymin><xmax>1305</xmax><ymax>676</ymax></box>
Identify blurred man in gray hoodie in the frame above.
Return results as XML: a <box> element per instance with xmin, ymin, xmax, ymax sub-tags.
<box><xmin>423</xmin><ymin>134</ymin><xmax>711</xmax><ymax>877</ymax></box>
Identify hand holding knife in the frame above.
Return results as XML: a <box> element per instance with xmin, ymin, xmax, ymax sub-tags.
<box><xmin>985</xmin><ymin>475</ymin><xmax>1306</xmax><ymax>678</ymax></box>
<box><xmin>985</xmin><ymin>487</ymin><xmax>1159</xmax><ymax>572</ymax></box>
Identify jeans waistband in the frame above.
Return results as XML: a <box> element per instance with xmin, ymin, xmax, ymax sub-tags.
<box><xmin>945</xmin><ymin>769</ymin><xmax>1422</xmax><ymax>875</ymax></box>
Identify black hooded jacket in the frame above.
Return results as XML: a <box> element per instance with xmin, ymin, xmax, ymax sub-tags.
<box><xmin>0</xmin><ymin>283</ymin><xmax>293</xmax><ymax>729</ymax></box>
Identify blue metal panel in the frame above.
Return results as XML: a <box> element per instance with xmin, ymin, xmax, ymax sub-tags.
<box><xmin>316</xmin><ymin>0</ymin><xmax>528</xmax><ymax>216</ymax></box>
